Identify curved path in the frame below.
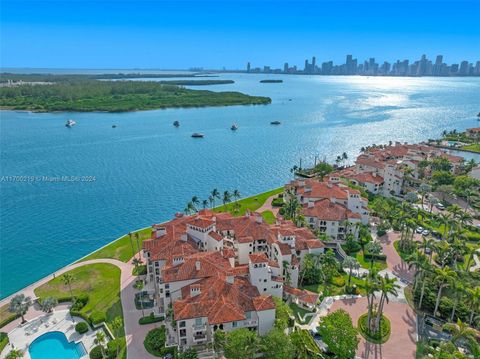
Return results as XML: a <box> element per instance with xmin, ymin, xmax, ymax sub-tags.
<box><xmin>256</xmin><ymin>194</ymin><xmax>281</xmax><ymax>216</ymax></box>
<box><xmin>1</xmin><ymin>257</ymin><xmax>158</xmax><ymax>359</ymax></box>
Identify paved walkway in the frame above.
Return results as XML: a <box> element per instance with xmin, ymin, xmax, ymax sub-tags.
<box><xmin>378</xmin><ymin>231</ymin><xmax>416</xmax><ymax>283</ymax></box>
<box><xmin>330</xmin><ymin>297</ymin><xmax>417</xmax><ymax>359</ymax></box>
<box><xmin>1</xmin><ymin>257</ymin><xmax>159</xmax><ymax>359</ymax></box>
<box><xmin>256</xmin><ymin>194</ymin><xmax>281</xmax><ymax>216</ymax></box>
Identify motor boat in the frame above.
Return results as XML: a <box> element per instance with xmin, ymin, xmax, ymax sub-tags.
<box><xmin>65</xmin><ymin>119</ymin><xmax>76</xmax><ymax>127</ymax></box>
<box><xmin>191</xmin><ymin>133</ymin><xmax>204</xmax><ymax>138</ymax></box>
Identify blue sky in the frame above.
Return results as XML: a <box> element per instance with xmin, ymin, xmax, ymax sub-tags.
<box><xmin>1</xmin><ymin>0</ymin><xmax>479</xmax><ymax>69</ymax></box>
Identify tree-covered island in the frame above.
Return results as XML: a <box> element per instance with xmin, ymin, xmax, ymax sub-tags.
<box><xmin>0</xmin><ymin>75</ymin><xmax>270</xmax><ymax>112</ymax></box>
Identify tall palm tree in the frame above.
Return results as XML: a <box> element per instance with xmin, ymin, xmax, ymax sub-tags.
<box><xmin>191</xmin><ymin>196</ymin><xmax>200</xmax><ymax>211</ymax></box>
<box><xmin>9</xmin><ymin>294</ymin><xmax>31</xmax><ymax>324</ymax></box>
<box><xmin>109</xmin><ymin>316</ymin><xmax>124</xmax><ymax>358</ymax></box>
<box><xmin>232</xmin><ymin>189</ymin><xmax>241</xmax><ymax>212</ymax></box>
<box><xmin>374</xmin><ymin>274</ymin><xmax>400</xmax><ymax>331</ymax></box>
<box><xmin>342</xmin><ymin>256</ymin><xmax>359</xmax><ymax>287</ymax></box>
<box><xmin>406</xmin><ymin>250</ymin><xmax>428</xmax><ymax>292</ymax></box>
<box><xmin>135</xmin><ymin>232</ymin><xmax>141</xmax><ymax>261</ymax></box>
<box><xmin>62</xmin><ymin>273</ymin><xmax>75</xmax><ymax>303</ymax></box>
<box><xmin>185</xmin><ymin>201</ymin><xmax>196</xmax><ymax>214</ymax></box>
<box><xmin>433</xmin><ymin>267</ymin><xmax>457</xmax><ymax>316</ymax></box>
<box><xmin>418</xmin><ymin>183</ymin><xmax>431</xmax><ymax>209</ymax></box>
<box><xmin>418</xmin><ymin>263</ymin><xmax>433</xmax><ymax>310</ymax></box>
<box><xmin>208</xmin><ymin>195</ymin><xmax>215</xmax><ymax>209</ymax></box>
<box><xmin>222</xmin><ymin>191</ymin><xmax>231</xmax><ymax>210</ymax></box>
<box><xmin>211</xmin><ymin>189</ymin><xmax>220</xmax><ymax>207</ymax></box>
<box><xmin>128</xmin><ymin>232</ymin><xmax>136</xmax><ymax>260</ymax></box>
<box><xmin>202</xmin><ymin>199</ymin><xmax>208</xmax><ymax>209</ymax></box>
<box><xmin>466</xmin><ymin>287</ymin><xmax>480</xmax><ymax>325</ymax></box>
<box><xmin>450</xmin><ymin>281</ymin><xmax>464</xmax><ymax>322</ymax></box>
<box><xmin>365</xmin><ymin>269</ymin><xmax>379</xmax><ymax>330</ymax></box>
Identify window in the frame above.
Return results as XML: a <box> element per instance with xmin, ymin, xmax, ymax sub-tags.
<box><xmin>179</xmin><ymin>321</ymin><xmax>186</xmax><ymax>328</ymax></box>
<box><xmin>246</xmin><ymin>312</ymin><xmax>251</xmax><ymax>319</ymax></box>
<box><xmin>232</xmin><ymin>321</ymin><xmax>237</xmax><ymax>328</ymax></box>
<box><xmin>263</xmin><ymin>288</ymin><xmax>267</xmax><ymax>291</ymax></box>
<box><xmin>195</xmin><ymin>318</ymin><xmax>203</xmax><ymax>326</ymax></box>
<box><xmin>180</xmin><ymin>329</ymin><xmax>186</xmax><ymax>337</ymax></box>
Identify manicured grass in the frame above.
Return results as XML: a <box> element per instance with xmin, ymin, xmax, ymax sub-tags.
<box><xmin>301</xmin><ymin>274</ymin><xmax>367</xmax><ymax>297</ymax></box>
<box><xmin>461</xmin><ymin>143</ymin><xmax>480</xmax><ymax>153</ymax></box>
<box><xmin>261</xmin><ymin>210</ymin><xmax>276</xmax><ymax>224</ymax></box>
<box><xmin>293</xmin><ymin>329</ymin><xmax>323</xmax><ymax>355</ymax></box>
<box><xmin>355</xmin><ymin>251</ymin><xmax>388</xmax><ymax>271</ymax></box>
<box><xmin>289</xmin><ymin>303</ymin><xmax>313</xmax><ymax>324</ymax></box>
<box><xmin>0</xmin><ymin>332</ymin><xmax>8</xmax><ymax>355</ymax></box>
<box><xmin>144</xmin><ymin>327</ymin><xmax>176</xmax><ymax>357</ymax></box>
<box><xmin>0</xmin><ymin>305</ymin><xmax>19</xmax><ymax>329</ymax></box>
<box><xmin>34</xmin><ymin>263</ymin><xmax>126</xmax><ymax>357</ymax></box>
<box><xmin>357</xmin><ymin>313</ymin><xmax>391</xmax><ymax>344</ymax></box>
<box><xmin>139</xmin><ymin>315</ymin><xmax>164</xmax><ymax>325</ymax></box>
<box><xmin>214</xmin><ymin>187</ymin><xmax>283</xmax><ymax>216</ymax></box>
<box><xmin>81</xmin><ymin>227</ymin><xmax>152</xmax><ymax>263</ymax></box>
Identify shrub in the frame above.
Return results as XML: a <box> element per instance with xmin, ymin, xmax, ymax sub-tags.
<box><xmin>0</xmin><ymin>332</ymin><xmax>8</xmax><ymax>355</ymax></box>
<box><xmin>278</xmin><ymin>207</ymin><xmax>285</xmax><ymax>215</ymax></box>
<box><xmin>70</xmin><ymin>310</ymin><xmax>90</xmax><ymax>324</ymax></box>
<box><xmin>75</xmin><ymin>322</ymin><xmax>89</xmax><ymax>334</ymax></box>
<box><xmin>330</xmin><ymin>276</ymin><xmax>345</xmax><ymax>287</ymax></box>
<box><xmin>107</xmin><ymin>338</ymin><xmax>122</xmax><ymax>358</ymax></box>
<box><xmin>139</xmin><ymin>313</ymin><xmax>164</xmax><ymax>325</ymax></box>
<box><xmin>89</xmin><ymin>311</ymin><xmax>106</xmax><ymax>325</ymax></box>
<box><xmin>358</xmin><ymin>313</ymin><xmax>391</xmax><ymax>344</ymax></box>
<box><xmin>144</xmin><ymin>326</ymin><xmax>176</xmax><ymax>357</ymax></box>
<box><xmin>72</xmin><ymin>294</ymin><xmax>89</xmax><ymax>310</ymax></box>
<box><xmin>271</xmin><ymin>198</ymin><xmax>284</xmax><ymax>207</ymax></box>
<box><xmin>376</xmin><ymin>227</ymin><xmax>387</xmax><ymax>237</ymax></box>
<box><xmin>363</xmin><ymin>252</ymin><xmax>387</xmax><ymax>261</ymax></box>
<box><xmin>89</xmin><ymin>345</ymin><xmax>104</xmax><ymax>359</ymax></box>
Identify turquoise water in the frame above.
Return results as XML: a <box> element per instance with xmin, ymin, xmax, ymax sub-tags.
<box><xmin>1</xmin><ymin>74</ymin><xmax>480</xmax><ymax>298</ymax></box>
<box><xmin>29</xmin><ymin>331</ymin><xmax>86</xmax><ymax>359</ymax></box>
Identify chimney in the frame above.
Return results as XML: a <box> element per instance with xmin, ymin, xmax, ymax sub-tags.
<box><xmin>180</xmin><ymin>234</ymin><xmax>187</xmax><ymax>242</ymax></box>
<box><xmin>153</xmin><ymin>226</ymin><xmax>166</xmax><ymax>238</ymax></box>
<box><xmin>226</xmin><ymin>275</ymin><xmax>234</xmax><ymax>284</ymax></box>
<box><xmin>308</xmin><ymin>201</ymin><xmax>314</xmax><ymax>208</ymax></box>
<box><xmin>255</xmin><ymin>213</ymin><xmax>263</xmax><ymax>224</ymax></box>
<box><xmin>195</xmin><ymin>260</ymin><xmax>201</xmax><ymax>271</ymax></box>
<box><xmin>190</xmin><ymin>284</ymin><xmax>201</xmax><ymax>297</ymax></box>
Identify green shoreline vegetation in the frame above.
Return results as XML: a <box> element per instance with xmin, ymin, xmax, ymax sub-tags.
<box><xmin>0</xmin><ymin>80</ymin><xmax>271</xmax><ymax>112</ymax></box>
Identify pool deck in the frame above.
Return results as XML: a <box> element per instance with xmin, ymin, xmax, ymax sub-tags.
<box><xmin>0</xmin><ymin>310</ymin><xmax>99</xmax><ymax>359</ymax></box>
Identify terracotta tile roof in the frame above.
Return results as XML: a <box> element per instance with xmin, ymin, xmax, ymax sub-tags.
<box><xmin>356</xmin><ymin>155</ymin><xmax>386</xmax><ymax>169</ymax></box>
<box><xmin>222</xmin><ymin>248</ymin><xmax>236</xmax><ymax>258</ymax></box>
<box><xmin>302</xmin><ymin>199</ymin><xmax>351</xmax><ymax>221</ymax></box>
<box><xmin>162</xmin><ymin>251</ymin><xmax>232</xmax><ymax>283</ymax></box>
<box><xmin>231</xmin><ymin>265</ymin><xmax>249</xmax><ymax>276</ymax></box>
<box><xmin>237</xmin><ymin>235</ymin><xmax>254</xmax><ymax>243</ymax></box>
<box><xmin>268</xmin><ymin>260</ymin><xmax>280</xmax><ymax>268</ymax></box>
<box><xmin>294</xmin><ymin>180</ymin><xmax>349</xmax><ymax>200</ymax></box>
<box><xmin>272</xmin><ymin>276</ymin><xmax>283</xmax><ymax>282</ymax></box>
<box><xmin>174</xmin><ymin>275</ymin><xmax>274</xmax><ymax>323</ymax></box>
<box><xmin>188</xmin><ymin>217</ymin><xmax>215</xmax><ymax>229</ymax></box>
<box><xmin>349</xmin><ymin>172</ymin><xmax>384</xmax><ymax>185</ymax></box>
<box><xmin>249</xmin><ymin>253</ymin><xmax>268</xmax><ymax>263</ymax></box>
<box><xmin>276</xmin><ymin>242</ymin><xmax>292</xmax><ymax>255</ymax></box>
<box><xmin>284</xmin><ymin>285</ymin><xmax>320</xmax><ymax>304</ymax></box>
<box><xmin>209</xmin><ymin>231</ymin><xmax>223</xmax><ymax>242</ymax></box>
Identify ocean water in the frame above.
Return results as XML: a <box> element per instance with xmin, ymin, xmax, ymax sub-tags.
<box><xmin>1</xmin><ymin>73</ymin><xmax>479</xmax><ymax>298</ymax></box>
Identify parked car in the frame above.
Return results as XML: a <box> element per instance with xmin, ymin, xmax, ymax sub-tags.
<box><xmin>416</xmin><ymin>226</ymin><xmax>424</xmax><ymax>233</ymax></box>
<box><xmin>436</xmin><ymin>203</ymin><xmax>445</xmax><ymax>210</ymax></box>
<box><xmin>422</xmin><ymin>229</ymin><xmax>430</xmax><ymax>236</ymax></box>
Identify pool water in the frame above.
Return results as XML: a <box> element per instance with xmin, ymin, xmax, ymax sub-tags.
<box><xmin>29</xmin><ymin>331</ymin><xmax>86</xmax><ymax>359</ymax></box>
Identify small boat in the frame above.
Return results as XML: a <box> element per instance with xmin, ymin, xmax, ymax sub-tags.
<box><xmin>270</xmin><ymin>121</ymin><xmax>281</xmax><ymax>125</ymax></box>
<box><xmin>191</xmin><ymin>133</ymin><xmax>204</xmax><ymax>138</ymax></box>
<box><xmin>173</xmin><ymin>120</ymin><xmax>180</xmax><ymax>127</ymax></box>
<box><xmin>65</xmin><ymin>119</ymin><xmax>76</xmax><ymax>127</ymax></box>
<box><xmin>231</xmin><ymin>124</ymin><xmax>238</xmax><ymax>131</ymax></box>
<box><xmin>112</xmin><ymin>125</ymin><xmax>117</xmax><ymax>128</ymax></box>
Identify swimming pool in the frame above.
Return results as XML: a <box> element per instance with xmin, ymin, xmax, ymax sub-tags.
<box><xmin>29</xmin><ymin>331</ymin><xmax>87</xmax><ymax>359</ymax></box>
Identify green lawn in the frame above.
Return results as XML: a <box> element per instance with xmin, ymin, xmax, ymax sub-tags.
<box><xmin>301</xmin><ymin>273</ymin><xmax>367</xmax><ymax>297</ymax></box>
<box><xmin>355</xmin><ymin>251</ymin><xmax>388</xmax><ymax>271</ymax></box>
<box><xmin>261</xmin><ymin>210</ymin><xmax>276</xmax><ymax>224</ymax></box>
<box><xmin>34</xmin><ymin>263</ymin><xmax>126</xmax><ymax>357</ymax></box>
<box><xmin>461</xmin><ymin>143</ymin><xmax>480</xmax><ymax>153</ymax></box>
<box><xmin>214</xmin><ymin>187</ymin><xmax>283</xmax><ymax>216</ymax></box>
<box><xmin>80</xmin><ymin>227</ymin><xmax>152</xmax><ymax>263</ymax></box>
<box><xmin>0</xmin><ymin>304</ymin><xmax>19</xmax><ymax>329</ymax></box>
<box><xmin>289</xmin><ymin>302</ymin><xmax>313</xmax><ymax>324</ymax></box>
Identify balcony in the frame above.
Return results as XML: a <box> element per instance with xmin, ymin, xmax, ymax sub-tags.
<box><xmin>193</xmin><ymin>334</ymin><xmax>208</xmax><ymax>343</ymax></box>
<box><xmin>242</xmin><ymin>319</ymin><xmax>258</xmax><ymax>326</ymax></box>
<box><xmin>192</xmin><ymin>323</ymin><xmax>207</xmax><ymax>331</ymax></box>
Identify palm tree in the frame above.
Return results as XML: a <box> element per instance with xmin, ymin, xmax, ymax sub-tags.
<box><xmin>109</xmin><ymin>316</ymin><xmax>124</xmax><ymax>358</ymax></box>
<box><xmin>365</xmin><ymin>269</ymin><xmax>379</xmax><ymax>330</ymax></box>
<box><xmin>208</xmin><ymin>195</ymin><xmax>215</xmax><ymax>209</ymax></box>
<box><xmin>447</xmin><ymin>204</ymin><xmax>463</xmax><ymax>219</ymax></box>
<box><xmin>191</xmin><ymin>196</ymin><xmax>200</xmax><ymax>211</ymax></box>
<box><xmin>374</xmin><ymin>274</ymin><xmax>400</xmax><ymax>331</ymax></box>
<box><xmin>211</xmin><ymin>189</ymin><xmax>220</xmax><ymax>207</ymax></box>
<box><xmin>406</xmin><ymin>250</ymin><xmax>428</xmax><ymax>292</ymax></box>
<box><xmin>342</xmin><ymin>152</ymin><xmax>348</xmax><ymax>167</ymax></box>
<box><xmin>457</xmin><ymin>211</ymin><xmax>473</xmax><ymax>228</ymax></box>
<box><xmin>202</xmin><ymin>199</ymin><xmax>208</xmax><ymax>210</ymax></box>
<box><xmin>40</xmin><ymin>297</ymin><xmax>58</xmax><ymax>313</ymax></box>
<box><xmin>439</xmin><ymin>212</ymin><xmax>452</xmax><ymax>239</ymax></box>
<box><xmin>5</xmin><ymin>349</ymin><xmax>23</xmax><ymax>359</ymax></box>
<box><xmin>433</xmin><ymin>267</ymin><xmax>457</xmax><ymax>316</ymax></box>
<box><xmin>135</xmin><ymin>232</ymin><xmax>141</xmax><ymax>261</ymax></box>
<box><xmin>232</xmin><ymin>189</ymin><xmax>241</xmax><ymax>212</ymax></box>
<box><xmin>443</xmin><ymin>319</ymin><xmax>480</xmax><ymax>358</ymax></box>
<box><xmin>132</xmin><ymin>257</ymin><xmax>142</xmax><ymax>275</ymax></box>
<box><xmin>222</xmin><ymin>191</ymin><xmax>231</xmax><ymax>210</ymax></box>
<box><xmin>365</xmin><ymin>241</ymin><xmax>382</xmax><ymax>269</ymax></box>
<box><xmin>450</xmin><ymin>281</ymin><xmax>464</xmax><ymax>322</ymax></box>
<box><xmin>9</xmin><ymin>294</ymin><xmax>31</xmax><ymax>324</ymax></box>
<box><xmin>62</xmin><ymin>273</ymin><xmax>75</xmax><ymax>303</ymax></box>
<box><xmin>418</xmin><ymin>183</ymin><xmax>431</xmax><ymax>208</ymax></box>
<box><xmin>94</xmin><ymin>330</ymin><xmax>107</xmax><ymax>357</ymax></box>
<box><xmin>185</xmin><ymin>201</ymin><xmax>196</xmax><ymax>214</ymax></box>
<box><xmin>466</xmin><ymin>287</ymin><xmax>480</xmax><ymax>325</ymax></box>
<box><xmin>343</xmin><ymin>256</ymin><xmax>359</xmax><ymax>287</ymax></box>
<box><xmin>128</xmin><ymin>232</ymin><xmax>136</xmax><ymax>260</ymax></box>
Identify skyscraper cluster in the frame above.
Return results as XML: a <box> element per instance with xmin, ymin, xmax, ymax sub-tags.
<box><xmin>246</xmin><ymin>55</ymin><xmax>480</xmax><ymax>77</ymax></box>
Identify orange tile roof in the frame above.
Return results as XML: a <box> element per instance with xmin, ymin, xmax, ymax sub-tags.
<box><xmin>249</xmin><ymin>252</ymin><xmax>268</xmax><ymax>263</ymax></box>
<box><xmin>302</xmin><ymin>198</ymin><xmax>357</xmax><ymax>221</ymax></box>
<box><xmin>174</xmin><ymin>275</ymin><xmax>274</xmax><ymax>323</ymax></box>
<box><xmin>284</xmin><ymin>285</ymin><xmax>320</xmax><ymax>304</ymax></box>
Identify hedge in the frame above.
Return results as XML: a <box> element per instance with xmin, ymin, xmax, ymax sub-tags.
<box><xmin>139</xmin><ymin>314</ymin><xmax>164</xmax><ymax>325</ymax></box>
<box><xmin>90</xmin><ymin>311</ymin><xmax>106</xmax><ymax>326</ymax></box>
<box><xmin>358</xmin><ymin>313</ymin><xmax>391</xmax><ymax>344</ymax></box>
<box><xmin>271</xmin><ymin>198</ymin><xmax>284</xmax><ymax>207</ymax></box>
<box><xmin>0</xmin><ymin>314</ymin><xmax>20</xmax><ymax>329</ymax></box>
<box><xmin>363</xmin><ymin>252</ymin><xmax>387</xmax><ymax>261</ymax></box>
<box><xmin>70</xmin><ymin>310</ymin><xmax>91</xmax><ymax>326</ymax></box>
<box><xmin>75</xmin><ymin>322</ymin><xmax>89</xmax><ymax>334</ymax></box>
<box><xmin>0</xmin><ymin>332</ymin><xmax>8</xmax><ymax>355</ymax></box>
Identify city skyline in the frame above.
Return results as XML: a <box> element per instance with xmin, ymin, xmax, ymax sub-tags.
<box><xmin>1</xmin><ymin>0</ymin><xmax>479</xmax><ymax>69</ymax></box>
<box><xmin>246</xmin><ymin>54</ymin><xmax>480</xmax><ymax>77</ymax></box>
